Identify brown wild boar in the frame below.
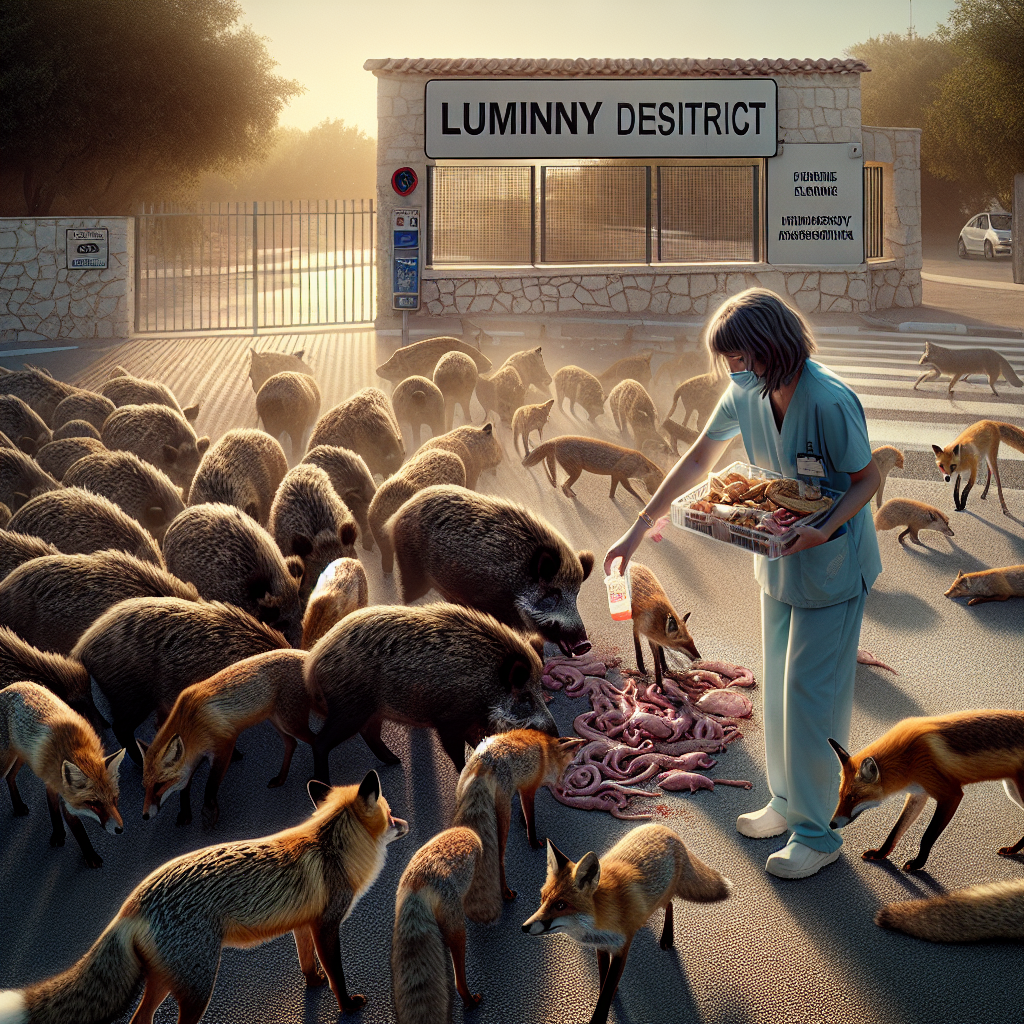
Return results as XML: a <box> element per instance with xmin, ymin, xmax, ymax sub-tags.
<box><xmin>62</xmin><ymin>450</ymin><xmax>186</xmax><ymax>543</ymax></box>
<box><xmin>52</xmin><ymin>419</ymin><xmax>101</xmax><ymax>441</ymax></box>
<box><xmin>7</xmin><ymin>487</ymin><xmax>163</xmax><ymax>565</ymax></box>
<box><xmin>307</xmin><ymin>387</ymin><xmax>405</xmax><ymax>479</ymax></box>
<box><xmin>0</xmin><ymin>528</ymin><xmax>59</xmax><ymax>582</ymax></box>
<box><xmin>376</xmin><ymin>335</ymin><xmax>492</xmax><ymax>386</ymax></box>
<box><xmin>475</xmin><ymin>364</ymin><xmax>527</xmax><ymax>428</ymax></box>
<box><xmin>0</xmin><ymin>447</ymin><xmax>60</xmax><ymax>511</ymax></box>
<box><xmin>99</xmin><ymin>365</ymin><xmax>200</xmax><ymax>422</ymax></box>
<box><xmin>248</xmin><ymin>347</ymin><xmax>314</xmax><ymax>393</ymax></box>
<box><xmin>668</xmin><ymin>373</ymin><xmax>727</xmax><ymax>431</ymax></box>
<box><xmin>0</xmin><ymin>395</ymin><xmax>52</xmax><ymax>452</ymax></box>
<box><xmin>391</xmin><ymin>375</ymin><xmax>445</xmax><ymax>447</ymax></box>
<box><xmin>71</xmin><ymin>596</ymin><xmax>289</xmax><ymax>763</ymax></box>
<box><xmin>420</xmin><ymin>422</ymin><xmax>503</xmax><ymax>490</ymax></box>
<box><xmin>268</xmin><ymin>463</ymin><xmax>358</xmax><ymax>604</ymax></box>
<box><xmin>875</xmin><ymin>499</ymin><xmax>954</xmax><ymax>547</ymax></box>
<box><xmin>523</xmin><ymin>436</ymin><xmax>664</xmax><ymax>503</ymax></box>
<box><xmin>163</xmin><ymin>502</ymin><xmax>304</xmax><ymax>646</ymax></box>
<box><xmin>255</xmin><ymin>370</ymin><xmax>322</xmax><ymax>462</ymax></box>
<box><xmin>0</xmin><ymin>626</ymin><xmax>95</xmax><ymax>724</ymax></box>
<box><xmin>512</xmin><ymin>400</ymin><xmax>555</xmax><ymax>458</ymax></box>
<box><xmin>609</xmin><ymin>379</ymin><xmax>661</xmax><ymax>445</ymax></box>
<box><xmin>553</xmin><ymin>365</ymin><xmax>606</xmax><ymax>422</ymax></box>
<box><xmin>305</xmin><ymin>602</ymin><xmax>558</xmax><ymax>781</ymax></box>
<box><xmin>660</xmin><ymin>416</ymin><xmax>699</xmax><ymax>455</ymax></box>
<box><xmin>0</xmin><ymin>549</ymin><xmax>199</xmax><ymax>656</ymax></box>
<box><xmin>140</xmin><ymin>649</ymin><xmax>319</xmax><ymax>827</ymax></box>
<box><xmin>503</xmin><ymin>347</ymin><xmax>553</xmax><ymax>392</ymax></box>
<box><xmin>188</xmin><ymin>427</ymin><xmax>288</xmax><ymax>526</ymax></box>
<box><xmin>872</xmin><ymin>444</ymin><xmax>905</xmax><ymax>508</ymax></box>
<box><xmin>390</xmin><ymin>485</ymin><xmax>594</xmax><ymax>656</ymax></box>
<box><xmin>101</xmin><ymin>403</ymin><xmax>210</xmax><ymax>492</ymax></box>
<box><xmin>302</xmin><ymin>444</ymin><xmax>377</xmax><ymax>550</ymax></box>
<box><xmin>0</xmin><ymin>503</ymin><xmax>8</xmax><ymax>529</ymax></box>
<box><xmin>52</xmin><ymin>391</ymin><xmax>116</xmax><ymax>432</ymax></box>
<box><xmin>33</xmin><ymin>436</ymin><xmax>106</xmax><ymax>481</ymax></box>
<box><xmin>433</xmin><ymin>350</ymin><xmax>479</xmax><ymax>431</ymax></box>
<box><xmin>368</xmin><ymin>448</ymin><xmax>466</xmax><ymax>573</ymax></box>
<box><xmin>597</xmin><ymin>351</ymin><xmax>654</xmax><ymax>391</ymax></box>
<box><xmin>301</xmin><ymin>556</ymin><xmax>368</xmax><ymax>650</ymax></box>
<box><xmin>627</xmin><ymin>562</ymin><xmax>700</xmax><ymax>686</ymax></box>
<box><xmin>0</xmin><ymin>364</ymin><xmax>77</xmax><ymax>424</ymax></box>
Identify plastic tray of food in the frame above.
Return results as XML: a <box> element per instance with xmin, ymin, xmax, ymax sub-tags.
<box><xmin>670</xmin><ymin>461</ymin><xmax>843</xmax><ymax>560</ymax></box>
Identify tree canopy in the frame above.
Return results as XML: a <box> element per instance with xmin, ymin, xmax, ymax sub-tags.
<box><xmin>0</xmin><ymin>0</ymin><xmax>303</xmax><ymax>215</ymax></box>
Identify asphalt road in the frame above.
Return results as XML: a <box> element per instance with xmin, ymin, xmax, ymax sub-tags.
<box><xmin>0</xmin><ymin>327</ymin><xmax>1021</xmax><ymax>1024</ymax></box>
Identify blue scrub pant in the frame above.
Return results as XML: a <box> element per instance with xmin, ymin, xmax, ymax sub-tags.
<box><xmin>761</xmin><ymin>587</ymin><xmax>866</xmax><ymax>853</ymax></box>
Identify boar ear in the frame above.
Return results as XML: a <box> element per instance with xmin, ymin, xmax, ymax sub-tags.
<box><xmin>293</xmin><ymin>350</ymin><xmax>305</xmax><ymax>360</ymax></box>
<box><xmin>482</xmin><ymin>422</ymin><xmax>493</xmax><ymax>435</ymax></box>
<box><xmin>62</xmin><ymin>760</ymin><xmax>89</xmax><ymax>790</ymax></box>
<box><xmin>858</xmin><ymin>757</ymin><xmax>880</xmax><ymax>785</ymax></box>
<box><xmin>547</xmin><ymin>839</ymin><xmax>571</xmax><ymax>874</ymax></box>
<box><xmin>931</xmin><ymin>445</ymin><xmax>943</xmax><ymax>456</ymax></box>
<box><xmin>163</xmin><ymin>735</ymin><xmax>185</xmax><ymax>767</ymax></box>
<box><xmin>285</xmin><ymin>555</ymin><xmax>305</xmax><ymax>580</ymax></box>
<box><xmin>573</xmin><ymin>851</ymin><xmax>602</xmax><ymax>893</ymax></box>
<box><xmin>529</xmin><ymin>546</ymin><xmax>561</xmax><ymax>583</ymax></box>
<box><xmin>339</xmin><ymin>522</ymin><xmax>357</xmax><ymax>547</ymax></box>
<box><xmin>827</xmin><ymin>738</ymin><xmax>851</xmax><ymax>765</ymax></box>
<box><xmin>104</xmin><ymin>748</ymin><xmax>126</xmax><ymax>775</ymax></box>
<box><xmin>543</xmin><ymin>399</ymin><xmax>554</xmax><ymax>410</ymax></box>
<box><xmin>182</xmin><ymin>404</ymin><xmax>200</xmax><ymax>422</ymax></box>
<box><xmin>357</xmin><ymin>769</ymin><xmax>381</xmax><ymax>808</ymax></box>
<box><xmin>162</xmin><ymin>444</ymin><xmax>179</xmax><ymax>465</ymax></box>
<box><xmin>291</xmin><ymin>534</ymin><xmax>314</xmax><ymax>558</ymax></box>
<box><xmin>500</xmin><ymin>653</ymin><xmax>532</xmax><ymax>693</ymax></box>
<box><xmin>307</xmin><ymin>779</ymin><xmax>332</xmax><ymax>809</ymax></box>
<box><xmin>577</xmin><ymin>550</ymin><xmax>594</xmax><ymax>582</ymax></box>
<box><xmin>534</xmin><ymin>346</ymin><xmax>542</xmax><ymax>354</ymax></box>
<box><xmin>197</xmin><ymin>437</ymin><xmax>211</xmax><ymax>455</ymax></box>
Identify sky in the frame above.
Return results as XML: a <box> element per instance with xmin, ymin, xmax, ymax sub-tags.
<box><xmin>238</xmin><ymin>0</ymin><xmax>959</xmax><ymax>138</ymax></box>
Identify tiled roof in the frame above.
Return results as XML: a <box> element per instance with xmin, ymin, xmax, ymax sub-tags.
<box><xmin>363</xmin><ymin>57</ymin><xmax>869</xmax><ymax>77</ymax></box>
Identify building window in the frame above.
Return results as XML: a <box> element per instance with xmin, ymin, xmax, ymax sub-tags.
<box><xmin>428</xmin><ymin>160</ymin><xmax>762</xmax><ymax>267</ymax></box>
<box><xmin>863</xmin><ymin>164</ymin><xmax>885</xmax><ymax>259</ymax></box>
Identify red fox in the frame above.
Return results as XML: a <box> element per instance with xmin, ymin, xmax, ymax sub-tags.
<box><xmin>522</xmin><ymin>824</ymin><xmax>732</xmax><ymax>1024</ymax></box>
<box><xmin>876</xmin><ymin>878</ymin><xmax>1024</xmax><ymax>942</ymax></box>
<box><xmin>391</xmin><ymin>827</ymin><xmax>483</xmax><ymax>1024</ymax></box>
<box><xmin>139</xmin><ymin>649</ymin><xmax>322</xmax><ymax>828</ymax></box>
<box><xmin>931</xmin><ymin>419</ymin><xmax>1024</xmax><ymax>514</ymax></box>
<box><xmin>829</xmin><ymin>710</ymin><xmax>1024</xmax><ymax>871</ymax></box>
<box><xmin>523</xmin><ymin>436</ymin><xmax>664</xmax><ymax>502</ymax></box>
<box><xmin>0</xmin><ymin>681</ymin><xmax>124</xmax><ymax>869</ymax></box>
<box><xmin>0</xmin><ymin>771</ymin><xmax>409</xmax><ymax>1024</ymax></box>
<box><xmin>914</xmin><ymin>340</ymin><xmax>1023</xmax><ymax>395</ymax></box>
<box><xmin>944</xmin><ymin>564</ymin><xmax>1024</xmax><ymax>605</ymax></box>
<box><xmin>628</xmin><ymin>562</ymin><xmax>700</xmax><ymax>685</ymax></box>
<box><xmin>453</xmin><ymin>730</ymin><xmax>583</xmax><ymax>922</ymax></box>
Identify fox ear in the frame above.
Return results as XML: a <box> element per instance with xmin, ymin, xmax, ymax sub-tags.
<box><xmin>62</xmin><ymin>760</ymin><xmax>89</xmax><ymax>790</ymax></box>
<box><xmin>163</xmin><ymin>735</ymin><xmax>185</xmax><ymax>768</ymax></box>
<box><xmin>952</xmin><ymin>444</ymin><xmax>960</xmax><ymax>457</ymax></box>
<box><xmin>357</xmin><ymin>770</ymin><xmax>381</xmax><ymax>808</ymax></box>
<box><xmin>666</xmin><ymin>614</ymin><xmax>678</xmax><ymax>635</ymax></box>
<box><xmin>573</xmin><ymin>851</ymin><xmax>602</xmax><ymax>893</ymax></box>
<box><xmin>307</xmin><ymin>779</ymin><xmax>332</xmax><ymax>809</ymax></box>
<box><xmin>547</xmin><ymin>839</ymin><xmax>571</xmax><ymax>875</ymax></box>
<box><xmin>104</xmin><ymin>749</ymin><xmax>126</xmax><ymax>775</ymax></box>
<box><xmin>682</xmin><ymin>611</ymin><xmax>691</xmax><ymax>624</ymax></box>
<box><xmin>827</xmin><ymin>738</ymin><xmax>851</xmax><ymax>766</ymax></box>
<box><xmin>931</xmin><ymin>445</ymin><xmax>943</xmax><ymax>456</ymax></box>
<box><xmin>137</xmin><ymin>738</ymin><xmax>150</xmax><ymax>760</ymax></box>
<box><xmin>557</xmin><ymin>736</ymin><xmax>585</xmax><ymax>752</ymax></box>
<box><xmin>858</xmin><ymin>756</ymin><xmax>880</xmax><ymax>785</ymax></box>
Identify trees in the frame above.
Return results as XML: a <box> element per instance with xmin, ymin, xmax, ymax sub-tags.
<box><xmin>0</xmin><ymin>0</ymin><xmax>302</xmax><ymax>216</ymax></box>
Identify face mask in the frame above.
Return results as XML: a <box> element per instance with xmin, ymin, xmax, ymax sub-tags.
<box><xmin>729</xmin><ymin>370</ymin><xmax>762</xmax><ymax>392</ymax></box>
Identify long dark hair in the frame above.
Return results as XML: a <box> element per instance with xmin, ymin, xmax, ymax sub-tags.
<box><xmin>705</xmin><ymin>288</ymin><xmax>817</xmax><ymax>398</ymax></box>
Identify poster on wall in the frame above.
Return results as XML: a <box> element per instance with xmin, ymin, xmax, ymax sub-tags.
<box><xmin>767</xmin><ymin>143</ymin><xmax>864</xmax><ymax>266</ymax></box>
<box><xmin>66</xmin><ymin>228</ymin><xmax>109</xmax><ymax>269</ymax></box>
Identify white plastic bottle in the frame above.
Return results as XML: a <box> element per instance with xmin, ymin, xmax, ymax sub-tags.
<box><xmin>605</xmin><ymin>561</ymin><xmax>632</xmax><ymax>621</ymax></box>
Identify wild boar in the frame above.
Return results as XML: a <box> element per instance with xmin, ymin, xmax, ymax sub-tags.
<box><xmin>391</xmin><ymin>375</ymin><xmax>445</xmax><ymax>448</ymax></box>
<box><xmin>34</xmin><ymin>437</ymin><xmax>107</xmax><ymax>481</ymax></box>
<box><xmin>99</xmin><ymin>365</ymin><xmax>200</xmax><ymax>422</ymax></box>
<box><xmin>0</xmin><ymin>395</ymin><xmax>52</xmax><ymax>452</ymax></box>
<box><xmin>301</xmin><ymin>444</ymin><xmax>377</xmax><ymax>551</ymax></box>
<box><xmin>419</xmin><ymin>423</ymin><xmax>503</xmax><ymax>490</ymax></box>
<box><xmin>301</xmin><ymin>557</ymin><xmax>368</xmax><ymax>650</ymax></box>
<box><xmin>52</xmin><ymin>419</ymin><xmax>101</xmax><ymax>441</ymax></box>
<box><xmin>255</xmin><ymin>370</ymin><xmax>322</xmax><ymax>462</ymax></box>
<box><xmin>307</xmin><ymin>388</ymin><xmax>405</xmax><ymax>480</ymax></box>
<box><xmin>0</xmin><ymin>364</ymin><xmax>77</xmax><ymax>424</ymax></box>
<box><xmin>248</xmin><ymin>347</ymin><xmax>314</xmax><ymax>393</ymax></box>
<box><xmin>52</xmin><ymin>391</ymin><xmax>116</xmax><ymax>432</ymax></box>
<box><xmin>376</xmin><ymin>336</ymin><xmax>491</xmax><ymax>386</ymax></box>
<box><xmin>0</xmin><ymin>447</ymin><xmax>60</xmax><ymax>511</ymax></box>
<box><xmin>0</xmin><ymin>529</ymin><xmax>59</xmax><ymax>582</ymax></box>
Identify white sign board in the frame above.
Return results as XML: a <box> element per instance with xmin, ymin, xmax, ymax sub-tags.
<box><xmin>767</xmin><ymin>143</ymin><xmax>864</xmax><ymax>266</ymax></box>
<box><xmin>425</xmin><ymin>79</ymin><xmax>777</xmax><ymax>159</ymax></box>
<box><xmin>66</xmin><ymin>228</ymin><xmax>109</xmax><ymax>269</ymax></box>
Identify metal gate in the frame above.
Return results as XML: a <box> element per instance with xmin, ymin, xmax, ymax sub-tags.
<box><xmin>135</xmin><ymin>200</ymin><xmax>375</xmax><ymax>332</ymax></box>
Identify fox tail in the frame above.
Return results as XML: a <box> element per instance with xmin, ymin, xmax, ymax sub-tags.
<box><xmin>522</xmin><ymin>441</ymin><xmax>558</xmax><ymax>487</ymax></box>
<box><xmin>875</xmin><ymin>879</ymin><xmax>1024</xmax><ymax>942</ymax></box>
<box><xmin>0</xmin><ymin>918</ymin><xmax>144</xmax><ymax>1024</ymax></box>
<box><xmin>452</xmin><ymin>773</ymin><xmax>503</xmax><ymax>924</ymax></box>
<box><xmin>996</xmin><ymin>422</ymin><xmax>1024</xmax><ymax>454</ymax></box>
<box><xmin>391</xmin><ymin>891</ymin><xmax>451</xmax><ymax>1024</ymax></box>
<box><xmin>997</xmin><ymin>354</ymin><xmax>1023</xmax><ymax>388</ymax></box>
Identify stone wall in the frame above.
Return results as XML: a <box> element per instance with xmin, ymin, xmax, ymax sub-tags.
<box><xmin>863</xmin><ymin>127</ymin><xmax>922</xmax><ymax>309</ymax></box>
<box><xmin>0</xmin><ymin>218</ymin><xmax>134</xmax><ymax>342</ymax></box>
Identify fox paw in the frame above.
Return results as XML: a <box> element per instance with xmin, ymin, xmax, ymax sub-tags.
<box><xmin>175</xmin><ymin>810</ymin><xmax>193</xmax><ymax>828</ymax></box>
<box><xmin>901</xmin><ymin>859</ymin><xmax>926</xmax><ymax>872</ymax></box>
<box><xmin>267</xmin><ymin>774</ymin><xmax>287</xmax><ymax>789</ymax></box>
<box><xmin>12</xmin><ymin>801</ymin><xmax>29</xmax><ymax>816</ymax></box>
<box><xmin>503</xmin><ymin>887</ymin><xmax>517</xmax><ymax>901</ymax></box>
<box><xmin>304</xmin><ymin>969</ymin><xmax>327</xmax><ymax>989</ymax></box>
<box><xmin>997</xmin><ymin>845</ymin><xmax>1023</xmax><ymax>857</ymax></box>
<box><xmin>84</xmin><ymin>851</ymin><xmax>104</xmax><ymax>869</ymax></box>
<box><xmin>340</xmin><ymin>993</ymin><xmax>366</xmax><ymax>1012</ymax></box>
<box><xmin>460</xmin><ymin>993</ymin><xmax>483</xmax><ymax>1008</ymax></box>
<box><xmin>861</xmin><ymin>848</ymin><xmax>888</xmax><ymax>862</ymax></box>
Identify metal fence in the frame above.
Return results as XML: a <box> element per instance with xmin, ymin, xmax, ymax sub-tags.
<box><xmin>135</xmin><ymin>200</ymin><xmax>376</xmax><ymax>332</ymax></box>
<box><xmin>863</xmin><ymin>165</ymin><xmax>885</xmax><ymax>260</ymax></box>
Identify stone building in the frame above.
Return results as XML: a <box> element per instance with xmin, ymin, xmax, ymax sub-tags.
<box><xmin>366</xmin><ymin>57</ymin><xmax>921</xmax><ymax>324</ymax></box>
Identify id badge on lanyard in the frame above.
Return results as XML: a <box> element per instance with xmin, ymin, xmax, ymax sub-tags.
<box><xmin>795</xmin><ymin>442</ymin><xmax>825</xmax><ymax>479</ymax></box>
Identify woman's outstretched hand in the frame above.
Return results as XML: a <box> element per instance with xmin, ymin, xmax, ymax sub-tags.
<box><xmin>603</xmin><ymin>519</ymin><xmax>648</xmax><ymax>577</ymax></box>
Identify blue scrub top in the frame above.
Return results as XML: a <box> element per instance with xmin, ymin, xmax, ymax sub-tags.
<box><xmin>704</xmin><ymin>359</ymin><xmax>883</xmax><ymax>609</ymax></box>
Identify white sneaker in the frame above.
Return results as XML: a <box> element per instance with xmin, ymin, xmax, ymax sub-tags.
<box><xmin>736</xmin><ymin>804</ymin><xmax>788</xmax><ymax>839</ymax></box>
<box><xmin>765</xmin><ymin>841</ymin><xmax>841</xmax><ymax>879</ymax></box>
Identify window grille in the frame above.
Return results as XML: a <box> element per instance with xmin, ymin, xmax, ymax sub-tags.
<box><xmin>428</xmin><ymin>166</ymin><xmax>533</xmax><ymax>264</ymax></box>
<box><xmin>657</xmin><ymin>166</ymin><xmax>757</xmax><ymax>262</ymax></box>
<box><xmin>863</xmin><ymin>164</ymin><xmax>885</xmax><ymax>259</ymax></box>
<box><xmin>541</xmin><ymin>166</ymin><xmax>649</xmax><ymax>264</ymax></box>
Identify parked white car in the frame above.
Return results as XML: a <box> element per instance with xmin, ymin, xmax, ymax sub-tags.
<box><xmin>958</xmin><ymin>212</ymin><xmax>1012</xmax><ymax>259</ymax></box>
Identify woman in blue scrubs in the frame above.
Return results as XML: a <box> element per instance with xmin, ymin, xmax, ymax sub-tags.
<box><xmin>604</xmin><ymin>288</ymin><xmax>881</xmax><ymax>879</ymax></box>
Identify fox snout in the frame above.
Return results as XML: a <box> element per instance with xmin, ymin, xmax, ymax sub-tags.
<box><xmin>106</xmin><ymin>812</ymin><xmax>125</xmax><ymax>835</ymax></box>
<box><xmin>522</xmin><ymin>917</ymin><xmax>555</xmax><ymax>936</ymax></box>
